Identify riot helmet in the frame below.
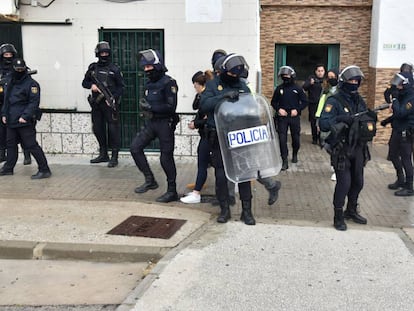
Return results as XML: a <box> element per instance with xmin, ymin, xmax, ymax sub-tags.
<box><xmin>95</xmin><ymin>41</ymin><xmax>111</xmax><ymax>57</ymax></box>
<box><xmin>278</xmin><ymin>66</ymin><xmax>296</xmax><ymax>78</ymax></box>
<box><xmin>95</xmin><ymin>41</ymin><xmax>111</xmax><ymax>64</ymax></box>
<box><xmin>211</xmin><ymin>49</ymin><xmax>227</xmax><ymax>68</ymax></box>
<box><xmin>221</xmin><ymin>53</ymin><xmax>248</xmax><ymax>76</ymax></box>
<box><xmin>390</xmin><ymin>72</ymin><xmax>409</xmax><ymax>87</ymax></box>
<box><xmin>278</xmin><ymin>66</ymin><xmax>296</xmax><ymax>84</ymax></box>
<box><xmin>0</xmin><ymin>43</ymin><xmax>17</xmax><ymax>65</ymax></box>
<box><xmin>138</xmin><ymin>49</ymin><xmax>167</xmax><ymax>72</ymax></box>
<box><xmin>338</xmin><ymin>65</ymin><xmax>364</xmax><ymax>83</ymax></box>
<box><xmin>338</xmin><ymin>65</ymin><xmax>364</xmax><ymax>94</ymax></box>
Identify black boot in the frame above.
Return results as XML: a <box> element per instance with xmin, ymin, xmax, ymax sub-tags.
<box><xmin>23</xmin><ymin>150</ymin><xmax>32</xmax><ymax>165</ymax></box>
<box><xmin>344</xmin><ymin>203</ymin><xmax>367</xmax><ymax>224</ymax></box>
<box><xmin>267</xmin><ymin>180</ymin><xmax>281</xmax><ymax>205</ymax></box>
<box><xmin>217</xmin><ymin>200</ymin><xmax>231</xmax><ymax>223</ymax></box>
<box><xmin>107</xmin><ymin>150</ymin><xmax>119</xmax><ymax>168</ymax></box>
<box><xmin>333</xmin><ymin>208</ymin><xmax>347</xmax><ymax>231</ymax></box>
<box><xmin>292</xmin><ymin>152</ymin><xmax>298</xmax><ymax>163</ymax></box>
<box><xmin>388</xmin><ymin>171</ymin><xmax>405</xmax><ymax>190</ymax></box>
<box><xmin>90</xmin><ymin>148</ymin><xmax>109</xmax><ymax>163</ymax></box>
<box><xmin>0</xmin><ymin>149</ymin><xmax>6</xmax><ymax>163</ymax></box>
<box><xmin>240</xmin><ymin>200</ymin><xmax>256</xmax><ymax>225</ymax></box>
<box><xmin>395</xmin><ymin>182</ymin><xmax>414</xmax><ymax>197</ymax></box>
<box><xmin>135</xmin><ymin>173</ymin><xmax>159</xmax><ymax>193</ymax></box>
<box><xmin>156</xmin><ymin>181</ymin><xmax>178</xmax><ymax>203</ymax></box>
<box><xmin>281</xmin><ymin>158</ymin><xmax>288</xmax><ymax>171</ymax></box>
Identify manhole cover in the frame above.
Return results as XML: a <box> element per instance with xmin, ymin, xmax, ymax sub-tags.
<box><xmin>107</xmin><ymin>216</ymin><xmax>187</xmax><ymax>239</ymax></box>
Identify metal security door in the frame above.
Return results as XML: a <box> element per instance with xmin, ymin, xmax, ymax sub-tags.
<box><xmin>100</xmin><ymin>28</ymin><xmax>164</xmax><ymax>151</ymax></box>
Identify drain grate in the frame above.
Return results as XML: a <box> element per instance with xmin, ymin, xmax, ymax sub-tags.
<box><xmin>107</xmin><ymin>216</ymin><xmax>187</xmax><ymax>239</ymax></box>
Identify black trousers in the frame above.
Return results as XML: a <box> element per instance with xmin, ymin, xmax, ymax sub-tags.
<box><xmin>130</xmin><ymin>118</ymin><xmax>176</xmax><ymax>184</ymax></box>
<box><xmin>91</xmin><ymin>104</ymin><xmax>120</xmax><ymax>151</ymax></box>
<box><xmin>308</xmin><ymin>103</ymin><xmax>318</xmax><ymax>141</ymax></box>
<box><xmin>276</xmin><ymin>116</ymin><xmax>301</xmax><ymax>160</ymax></box>
<box><xmin>3</xmin><ymin>124</ymin><xmax>49</xmax><ymax>172</ymax></box>
<box><xmin>0</xmin><ymin>121</ymin><xmax>6</xmax><ymax>150</ymax></box>
<box><xmin>209</xmin><ymin>131</ymin><xmax>252</xmax><ymax>202</ymax></box>
<box><xmin>333</xmin><ymin>145</ymin><xmax>365</xmax><ymax>209</ymax></box>
<box><xmin>389</xmin><ymin>129</ymin><xmax>413</xmax><ymax>182</ymax></box>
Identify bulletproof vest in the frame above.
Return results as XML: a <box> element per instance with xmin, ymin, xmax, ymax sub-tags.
<box><xmin>94</xmin><ymin>65</ymin><xmax>116</xmax><ymax>89</ymax></box>
<box><xmin>145</xmin><ymin>75</ymin><xmax>171</xmax><ymax>111</ymax></box>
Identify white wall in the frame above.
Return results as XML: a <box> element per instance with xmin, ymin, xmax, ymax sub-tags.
<box><xmin>18</xmin><ymin>0</ymin><xmax>259</xmax><ymax>112</ymax></box>
<box><xmin>370</xmin><ymin>0</ymin><xmax>414</xmax><ymax>68</ymax></box>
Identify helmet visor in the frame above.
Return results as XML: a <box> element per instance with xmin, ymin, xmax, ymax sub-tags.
<box><xmin>278</xmin><ymin>66</ymin><xmax>295</xmax><ymax>77</ymax></box>
<box><xmin>340</xmin><ymin>66</ymin><xmax>364</xmax><ymax>82</ymax></box>
<box><xmin>222</xmin><ymin>54</ymin><xmax>249</xmax><ymax>75</ymax></box>
<box><xmin>390</xmin><ymin>73</ymin><xmax>408</xmax><ymax>87</ymax></box>
<box><xmin>138</xmin><ymin>49</ymin><xmax>161</xmax><ymax>66</ymax></box>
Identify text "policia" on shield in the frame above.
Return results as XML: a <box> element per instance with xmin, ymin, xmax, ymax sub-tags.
<box><xmin>227</xmin><ymin>125</ymin><xmax>270</xmax><ymax>149</ymax></box>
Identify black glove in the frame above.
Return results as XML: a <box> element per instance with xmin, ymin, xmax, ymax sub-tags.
<box><xmin>139</xmin><ymin>98</ymin><xmax>152</xmax><ymax>111</ymax></box>
<box><xmin>391</xmin><ymin>87</ymin><xmax>399</xmax><ymax>100</ymax></box>
<box><xmin>336</xmin><ymin>114</ymin><xmax>353</xmax><ymax>125</ymax></box>
<box><xmin>223</xmin><ymin>90</ymin><xmax>239</xmax><ymax>101</ymax></box>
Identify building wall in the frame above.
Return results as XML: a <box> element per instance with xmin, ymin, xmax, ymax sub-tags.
<box><xmin>260</xmin><ymin>1</ymin><xmax>373</xmax><ymax>102</ymax></box>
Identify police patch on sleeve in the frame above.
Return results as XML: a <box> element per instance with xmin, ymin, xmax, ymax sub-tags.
<box><xmin>171</xmin><ymin>86</ymin><xmax>177</xmax><ymax>94</ymax></box>
<box><xmin>31</xmin><ymin>86</ymin><xmax>38</xmax><ymax>94</ymax></box>
<box><xmin>344</xmin><ymin>107</ymin><xmax>349</xmax><ymax>113</ymax></box>
<box><xmin>218</xmin><ymin>85</ymin><xmax>223</xmax><ymax>91</ymax></box>
<box><xmin>0</xmin><ymin>86</ymin><xmax>3</xmax><ymax>93</ymax></box>
<box><xmin>406</xmin><ymin>102</ymin><xmax>413</xmax><ymax>110</ymax></box>
<box><xmin>324</xmin><ymin>104</ymin><xmax>332</xmax><ymax>113</ymax></box>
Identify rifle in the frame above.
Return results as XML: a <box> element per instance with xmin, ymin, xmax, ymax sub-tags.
<box><xmin>89</xmin><ymin>70</ymin><xmax>116</xmax><ymax>112</ymax></box>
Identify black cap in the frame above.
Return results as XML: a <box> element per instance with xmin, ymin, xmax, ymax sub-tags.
<box><xmin>12</xmin><ymin>58</ymin><xmax>26</xmax><ymax>71</ymax></box>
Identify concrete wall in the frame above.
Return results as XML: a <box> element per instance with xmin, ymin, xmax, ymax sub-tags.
<box><xmin>17</xmin><ymin>0</ymin><xmax>260</xmax><ymax>113</ymax></box>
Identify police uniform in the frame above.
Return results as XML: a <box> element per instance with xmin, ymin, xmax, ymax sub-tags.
<box><xmin>271</xmin><ymin>72</ymin><xmax>308</xmax><ymax>169</ymax></box>
<box><xmin>388</xmin><ymin>74</ymin><xmax>414</xmax><ymax>196</ymax></box>
<box><xmin>82</xmin><ymin>42</ymin><xmax>124</xmax><ymax>167</ymax></box>
<box><xmin>0</xmin><ymin>59</ymin><xmax>51</xmax><ymax>179</ymax></box>
<box><xmin>131</xmin><ymin>49</ymin><xmax>179</xmax><ymax>203</ymax></box>
<box><xmin>319</xmin><ymin>66</ymin><xmax>371</xmax><ymax>230</ymax></box>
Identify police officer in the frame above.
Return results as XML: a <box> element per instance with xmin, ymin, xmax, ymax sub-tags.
<box><xmin>271</xmin><ymin>66</ymin><xmax>308</xmax><ymax>170</ymax></box>
<box><xmin>319</xmin><ymin>65</ymin><xmax>371</xmax><ymax>231</ymax></box>
<box><xmin>0</xmin><ymin>58</ymin><xmax>51</xmax><ymax>179</ymax></box>
<box><xmin>131</xmin><ymin>49</ymin><xmax>179</xmax><ymax>203</ymax></box>
<box><xmin>0</xmin><ymin>43</ymin><xmax>32</xmax><ymax>165</ymax></box>
<box><xmin>82</xmin><ymin>41</ymin><xmax>124</xmax><ymax>167</ymax></box>
<box><xmin>387</xmin><ymin>72</ymin><xmax>414</xmax><ymax>196</ymax></box>
<box><xmin>303</xmin><ymin>64</ymin><xmax>326</xmax><ymax>144</ymax></box>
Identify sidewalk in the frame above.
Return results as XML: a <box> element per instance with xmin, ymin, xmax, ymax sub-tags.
<box><xmin>0</xmin><ymin>135</ymin><xmax>414</xmax><ymax>310</ymax></box>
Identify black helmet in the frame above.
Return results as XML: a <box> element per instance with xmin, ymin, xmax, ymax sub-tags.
<box><xmin>400</xmin><ymin>62</ymin><xmax>413</xmax><ymax>73</ymax></box>
<box><xmin>338</xmin><ymin>65</ymin><xmax>364</xmax><ymax>83</ymax></box>
<box><xmin>94</xmin><ymin>41</ymin><xmax>111</xmax><ymax>57</ymax></box>
<box><xmin>0</xmin><ymin>43</ymin><xmax>17</xmax><ymax>57</ymax></box>
<box><xmin>138</xmin><ymin>49</ymin><xmax>167</xmax><ymax>72</ymax></box>
<box><xmin>221</xmin><ymin>53</ymin><xmax>248</xmax><ymax>76</ymax></box>
<box><xmin>211</xmin><ymin>49</ymin><xmax>227</xmax><ymax>68</ymax></box>
<box><xmin>213</xmin><ymin>55</ymin><xmax>227</xmax><ymax>73</ymax></box>
<box><xmin>278</xmin><ymin>66</ymin><xmax>296</xmax><ymax>78</ymax></box>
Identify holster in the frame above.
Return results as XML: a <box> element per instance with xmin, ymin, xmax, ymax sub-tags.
<box><xmin>331</xmin><ymin>143</ymin><xmax>346</xmax><ymax>171</ymax></box>
<box><xmin>207</xmin><ymin>128</ymin><xmax>218</xmax><ymax>146</ymax></box>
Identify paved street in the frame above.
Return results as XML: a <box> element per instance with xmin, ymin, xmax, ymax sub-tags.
<box><xmin>0</xmin><ymin>135</ymin><xmax>413</xmax><ymax>310</ymax></box>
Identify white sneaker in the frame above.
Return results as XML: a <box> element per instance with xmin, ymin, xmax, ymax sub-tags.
<box><xmin>180</xmin><ymin>192</ymin><xmax>201</xmax><ymax>204</ymax></box>
<box><xmin>331</xmin><ymin>173</ymin><xmax>336</xmax><ymax>181</ymax></box>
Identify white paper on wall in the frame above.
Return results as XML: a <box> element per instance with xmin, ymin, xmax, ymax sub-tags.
<box><xmin>185</xmin><ymin>0</ymin><xmax>222</xmax><ymax>23</ymax></box>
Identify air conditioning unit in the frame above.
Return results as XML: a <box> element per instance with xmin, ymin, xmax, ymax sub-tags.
<box><xmin>0</xmin><ymin>0</ymin><xmax>19</xmax><ymax>21</ymax></box>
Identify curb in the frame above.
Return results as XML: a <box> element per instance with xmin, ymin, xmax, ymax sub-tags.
<box><xmin>0</xmin><ymin>240</ymin><xmax>169</xmax><ymax>263</ymax></box>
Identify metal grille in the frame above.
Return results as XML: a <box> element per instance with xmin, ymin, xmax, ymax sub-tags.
<box><xmin>100</xmin><ymin>28</ymin><xmax>164</xmax><ymax>151</ymax></box>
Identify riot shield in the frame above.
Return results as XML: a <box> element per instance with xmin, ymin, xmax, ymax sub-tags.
<box><xmin>214</xmin><ymin>93</ymin><xmax>282</xmax><ymax>183</ymax></box>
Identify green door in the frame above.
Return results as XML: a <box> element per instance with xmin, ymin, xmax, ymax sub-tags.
<box><xmin>100</xmin><ymin>28</ymin><xmax>164</xmax><ymax>151</ymax></box>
